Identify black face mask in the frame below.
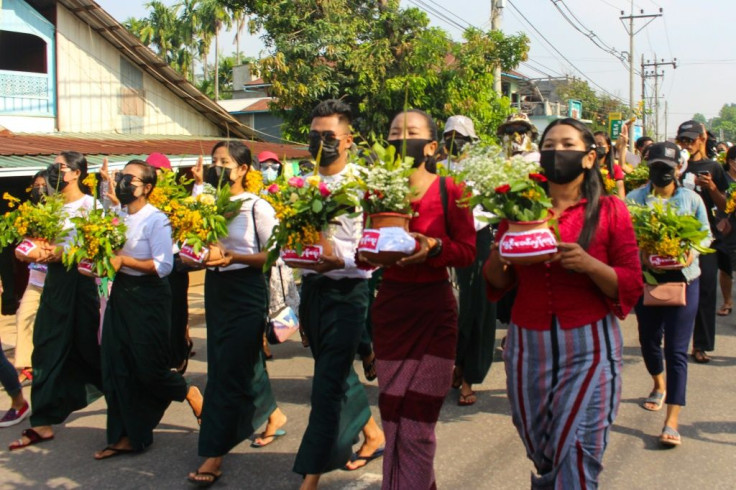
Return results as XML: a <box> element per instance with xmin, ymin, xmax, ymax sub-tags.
<box><xmin>539</xmin><ymin>150</ymin><xmax>587</xmax><ymax>184</ymax></box>
<box><xmin>649</xmin><ymin>165</ymin><xmax>676</xmax><ymax>188</ymax></box>
<box><xmin>46</xmin><ymin>164</ymin><xmax>68</xmax><ymax>192</ymax></box>
<box><xmin>389</xmin><ymin>139</ymin><xmax>432</xmax><ymax>168</ymax></box>
<box><xmin>115</xmin><ymin>174</ymin><xmax>140</xmax><ymax>206</ymax></box>
<box><xmin>29</xmin><ymin>186</ymin><xmax>47</xmax><ymax>205</ymax></box>
<box><xmin>205</xmin><ymin>166</ymin><xmax>233</xmax><ymax>188</ymax></box>
<box><xmin>308</xmin><ymin>132</ymin><xmax>341</xmax><ymax>167</ymax></box>
<box><xmin>445</xmin><ymin>137</ymin><xmax>470</xmax><ymax>157</ymax></box>
<box><xmin>595</xmin><ymin>146</ymin><xmax>608</xmax><ymax>159</ymax></box>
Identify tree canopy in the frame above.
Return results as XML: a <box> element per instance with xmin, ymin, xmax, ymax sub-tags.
<box><xmin>554</xmin><ymin>78</ymin><xmax>631</xmax><ymax>132</ymax></box>
<box><xmin>224</xmin><ymin>0</ymin><xmax>529</xmax><ymax>140</ymax></box>
<box><xmin>696</xmin><ymin>104</ymin><xmax>736</xmax><ymax>142</ymax></box>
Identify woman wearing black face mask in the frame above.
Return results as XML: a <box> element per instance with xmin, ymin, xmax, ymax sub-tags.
<box><xmin>9</xmin><ymin>151</ymin><xmax>105</xmax><ymax>451</ymax></box>
<box><xmin>626</xmin><ymin>142</ymin><xmax>711</xmax><ymax>447</ymax></box>
<box><xmin>94</xmin><ymin>160</ymin><xmax>203</xmax><ymax>460</ymax></box>
<box><xmin>371</xmin><ymin>109</ymin><xmax>476</xmax><ymax>489</ymax></box>
<box><xmin>187</xmin><ymin>141</ymin><xmax>287</xmax><ymax>487</ymax></box>
<box><xmin>594</xmin><ymin>131</ymin><xmax>626</xmax><ymax>199</ymax></box>
<box><xmin>484</xmin><ymin>118</ymin><xmax>642</xmax><ymax>487</ymax></box>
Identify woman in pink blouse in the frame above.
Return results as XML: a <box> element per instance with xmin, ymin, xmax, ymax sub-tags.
<box><xmin>484</xmin><ymin>118</ymin><xmax>642</xmax><ymax>489</ymax></box>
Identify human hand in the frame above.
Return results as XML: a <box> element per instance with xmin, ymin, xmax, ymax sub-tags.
<box><xmin>292</xmin><ymin>254</ymin><xmax>345</xmax><ymax>273</ymax></box>
<box><xmin>397</xmin><ymin>233</ymin><xmax>433</xmax><ymax>267</ymax></box>
<box><xmin>109</xmin><ymin>254</ymin><xmax>124</xmax><ymax>272</ymax></box>
<box><xmin>192</xmin><ymin>156</ymin><xmax>204</xmax><ymax>185</ymax></box>
<box><xmin>204</xmin><ymin>245</ymin><xmax>233</xmax><ymax>268</ymax></box>
<box><xmin>552</xmin><ymin>242</ymin><xmax>595</xmax><ymax>273</ymax></box>
<box><xmin>695</xmin><ymin>172</ymin><xmax>716</xmax><ymax>192</ymax></box>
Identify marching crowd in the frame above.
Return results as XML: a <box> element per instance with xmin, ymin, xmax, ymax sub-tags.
<box><xmin>0</xmin><ymin>98</ymin><xmax>732</xmax><ymax>489</ymax></box>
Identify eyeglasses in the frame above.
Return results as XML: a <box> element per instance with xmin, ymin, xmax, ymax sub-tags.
<box><xmin>677</xmin><ymin>137</ymin><xmax>696</xmax><ymax>145</ymax></box>
<box><xmin>502</xmin><ymin>125</ymin><xmax>529</xmax><ymax>135</ymax></box>
<box><xmin>258</xmin><ymin>162</ymin><xmax>282</xmax><ymax>171</ymax></box>
<box><xmin>114</xmin><ymin>173</ymin><xmax>143</xmax><ymax>185</ymax></box>
<box><xmin>308</xmin><ymin>130</ymin><xmax>347</xmax><ymax>144</ymax></box>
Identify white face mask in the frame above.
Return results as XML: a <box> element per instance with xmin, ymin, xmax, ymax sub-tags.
<box><xmin>262</xmin><ymin>167</ymin><xmax>279</xmax><ymax>183</ymax></box>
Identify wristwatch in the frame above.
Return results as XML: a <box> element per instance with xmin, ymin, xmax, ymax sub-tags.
<box><xmin>427</xmin><ymin>238</ymin><xmax>443</xmax><ymax>258</ymax></box>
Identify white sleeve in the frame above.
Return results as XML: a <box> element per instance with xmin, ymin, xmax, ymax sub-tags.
<box><xmin>192</xmin><ymin>184</ymin><xmax>204</xmax><ymax>197</ymax></box>
<box><xmin>148</xmin><ymin>213</ymin><xmax>174</xmax><ymax>277</ymax></box>
<box><xmin>254</xmin><ymin>199</ymin><xmax>278</xmax><ymax>250</ymax></box>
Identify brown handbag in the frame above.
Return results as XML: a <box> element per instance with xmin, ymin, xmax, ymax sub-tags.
<box><xmin>642</xmin><ymin>282</ymin><xmax>686</xmax><ymax>307</ymax></box>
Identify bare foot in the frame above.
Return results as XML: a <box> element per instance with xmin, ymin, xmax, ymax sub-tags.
<box><xmin>94</xmin><ymin>437</ymin><xmax>134</xmax><ymax>460</ymax></box>
<box><xmin>187</xmin><ymin>385</ymin><xmax>203</xmax><ymax>423</ymax></box>
<box><xmin>300</xmin><ymin>474</ymin><xmax>320</xmax><ymax>490</ymax></box>
<box><xmin>345</xmin><ymin>427</ymin><xmax>385</xmax><ymax>470</ymax></box>
<box><xmin>253</xmin><ymin>408</ymin><xmax>287</xmax><ymax>447</ymax></box>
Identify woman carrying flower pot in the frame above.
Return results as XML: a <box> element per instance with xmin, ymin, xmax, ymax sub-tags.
<box><xmin>484</xmin><ymin>118</ymin><xmax>643</xmax><ymax>488</ymax></box>
<box><xmin>187</xmin><ymin>141</ymin><xmax>287</xmax><ymax>487</ymax></box>
<box><xmin>627</xmin><ymin>142</ymin><xmax>712</xmax><ymax>447</ymax></box>
<box><xmin>9</xmin><ymin>151</ymin><xmax>104</xmax><ymax>451</ymax></box>
<box><xmin>93</xmin><ymin>159</ymin><xmax>203</xmax><ymax>460</ymax></box>
<box><xmin>370</xmin><ymin>109</ymin><xmax>476</xmax><ymax>489</ymax></box>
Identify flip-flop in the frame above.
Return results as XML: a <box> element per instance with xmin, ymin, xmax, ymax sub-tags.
<box><xmin>659</xmin><ymin>426</ymin><xmax>681</xmax><ymax>446</ymax></box>
<box><xmin>458</xmin><ymin>391</ymin><xmax>477</xmax><ymax>406</ymax></box>
<box><xmin>8</xmin><ymin>428</ymin><xmax>54</xmax><ymax>451</ymax></box>
<box><xmin>187</xmin><ymin>471</ymin><xmax>222</xmax><ymax>488</ymax></box>
<box><xmin>717</xmin><ymin>305</ymin><xmax>732</xmax><ymax>316</ymax></box>
<box><xmin>250</xmin><ymin>429</ymin><xmax>286</xmax><ymax>448</ymax></box>
<box><xmin>94</xmin><ymin>446</ymin><xmax>138</xmax><ymax>460</ymax></box>
<box><xmin>641</xmin><ymin>391</ymin><xmax>666</xmax><ymax>411</ymax></box>
<box><xmin>344</xmin><ymin>447</ymin><xmax>385</xmax><ymax>471</ymax></box>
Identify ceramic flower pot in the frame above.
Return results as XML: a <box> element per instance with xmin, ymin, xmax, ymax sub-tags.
<box><xmin>648</xmin><ymin>254</ymin><xmax>684</xmax><ymax>270</ymax></box>
<box><xmin>499</xmin><ymin>217</ymin><xmax>558</xmax><ymax>265</ymax></box>
<box><xmin>281</xmin><ymin>233</ymin><xmax>333</xmax><ymax>266</ymax></box>
<box><xmin>358</xmin><ymin>213</ymin><xmax>417</xmax><ymax>266</ymax></box>
<box><xmin>14</xmin><ymin>237</ymin><xmax>49</xmax><ymax>262</ymax></box>
<box><xmin>77</xmin><ymin>258</ymin><xmax>99</xmax><ymax>278</ymax></box>
<box><xmin>179</xmin><ymin>243</ymin><xmax>218</xmax><ymax>266</ymax></box>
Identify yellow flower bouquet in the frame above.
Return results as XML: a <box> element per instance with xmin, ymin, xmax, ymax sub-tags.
<box><xmin>173</xmin><ymin>183</ymin><xmax>243</xmax><ymax>264</ymax></box>
<box><xmin>599</xmin><ymin>166</ymin><xmax>618</xmax><ymax>195</ymax></box>
<box><xmin>0</xmin><ymin>192</ymin><xmax>67</xmax><ymax>261</ymax></box>
<box><xmin>725</xmin><ymin>182</ymin><xmax>736</xmax><ymax>215</ymax></box>
<box><xmin>62</xmin><ymin>174</ymin><xmax>127</xmax><ymax>279</ymax></box>
<box><xmin>263</xmin><ymin>174</ymin><xmax>361</xmax><ymax>270</ymax></box>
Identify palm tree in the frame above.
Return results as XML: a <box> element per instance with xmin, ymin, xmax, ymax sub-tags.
<box><xmin>145</xmin><ymin>1</ymin><xmax>179</xmax><ymax>64</ymax></box>
<box><xmin>199</xmin><ymin>0</ymin><xmax>233</xmax><ymax>101</ymax></box>
<box><xmin>177</xmin><ymin>0</ymin><xmax>200</xmax><ymax>80</ymax></box>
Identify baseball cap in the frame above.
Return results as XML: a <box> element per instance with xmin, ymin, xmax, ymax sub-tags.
<box><xmin>676</xmin><ymin>121</ymin><xmax>705</xmax><ymax>140</ymax></box>
<box><xmin>646</xmin><ymin>141</ymin><xmax>680</xmax><ymax>169</ymax></box>
<box><xmin>257</xmin><ymin>151</ymin><xmax>281</xmax><ymax>165</ymax></box>
<box><xmin>497</xmin><ymin>113</ymin><xmax>538</xmax><ymax>138</ymax></box>
<box><xmin>146</xmin><ymin>152</ymin><xmax>172</xmax><ymax>170</ymax></box>
<box><xmin>443</xmin><ymin>115</ymin><xmax>478</xmax><ymax>140</ymax></box>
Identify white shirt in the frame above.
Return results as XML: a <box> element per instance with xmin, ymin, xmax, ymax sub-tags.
<box><xmin>119</xmin><ymin>204</ymin><xmax>173</xmax><ymax>278</ymax></box>
<box><xmin>61</xmin><ymin>195</ymin><xmax>99</xmax><ymax>249</ymax></box>
<box><xmin>302</xmin><ymin>164</ymin><xmax>371</xmax><ymax>280</ymax></box>
<box><xmin>213</xmin><ymin>192</ymin><xmax>277</xmax><ymax>272</ymax></box>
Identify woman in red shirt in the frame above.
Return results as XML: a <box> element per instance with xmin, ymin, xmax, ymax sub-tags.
<box><xmin>484</xmin><ymin>118</ymin><xmax>642</xmax><ymax>489</ymax></box>
<box><xmin>371</xmin><ymin>109</ymin><xmax>476</xmax><ymax>490</ymax></box>
<box><xmin>594</xmin><ymin>131</ymin><xmax>626</xmax><ymax>199</ymax></box>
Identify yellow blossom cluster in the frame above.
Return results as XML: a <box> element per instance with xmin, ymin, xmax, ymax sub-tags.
<box><xmin>521</xmin><ymin>188</ymin><xmax>542</xmax><ymax>201</ymax></box>
<box><xmin>245</xmin><ymin>170</ymin><xmax>264</xmax><ymax>194</ymax></box>
<box><xmin>600</xmin><ymin>168</ymin><xmax>617</xmax><ymax>195</ymax></box>
<box><xmin>266</xmin><ymin>197</ymin><xmax>296</xmax><ymax>221</ymax></box>
<box><xmin>726</xmin><ymin>193</ymin><xmax>736</xmax><ymax>215</ymax></box>
<box><xmin>284</xmin><ymin>223</ymin><xmax>320</xmax><ymax>250</ymax></box>
<box><xmin>168</xmin><ymin>200</ymin><xmax>206</xmax><ymax>244</ymax></box>
<box><xmin>638</xmin><ymin>236</ymin><xmax>682</xmax><ymax>258</ymax></box>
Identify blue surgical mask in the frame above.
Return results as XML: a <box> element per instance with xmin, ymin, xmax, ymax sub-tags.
<box><xmin>262</xmin><ymin>167</ymin><xmax>279</xmax><ymax>183</ymax></box>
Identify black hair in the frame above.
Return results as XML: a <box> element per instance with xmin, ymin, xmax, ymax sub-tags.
<box><xmin>635</xmin><ymin>136</ymin><xmax>653</xmax><ymax>150</ymax></box>
<box><xmin>541</xmin><ymin>118</ymin><xmax>602</xmax><ymax>250</ymax></box>
<box><xmin>724</xmin><ymin>146</ymin><xmax>736</xmax><ymax>173</ymax></box>
<box><xmin>392</xmin><ymin>109</ymin><xmax>440</xmax><ymax>173</ymax></box>
<box><xmin>59</xmin><ymin>151</ymin><xmax>90</xmax><ymax>194</ymax></box>
<box><xmin>211</xmin><ymin>140</ymin><xmax>253</xmax><ymax>188</ymax></box>
<box><xmin>124</xmin><ymin>159</ymin><xmax>157</xmax><ymax>197</ymax></box>
<box><xmin>593</xmin><ymin>131</ymin><xmax>615</xmax><ymax>177</ymax></box>
<box><xmin>311</xmin><ymin>99</ymin><xmax>353</xmax><ymax>126</ymax></box>
<box><xmin>31</xmin><ymin>169</ymin><xmax>48</xmax><ymax>183</ymax></box>
<box><xmin>706</xmin><ymin>131</ymin><xmax>718</xmax><ymax>159</ymax></box>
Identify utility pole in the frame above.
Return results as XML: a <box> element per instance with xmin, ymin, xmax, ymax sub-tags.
<box><xmin>491</xmin><ymin>0</ymin><xmax>504</xmax><ymax>96</ymax></box>
<box><xmin>641</xmin><ymin>54</ymin><xmax>647</xmax><ymax>136</ymax></box>
<box><xmin>641</xmin><ymin>56</ymin><xmax>677</xmax><ymax>140</ymax></box>
<box><xmin>621</xmin><ymin>3</ymin><xmax>662</xmax><ymax>150</ymax></box>
<box><xmin>664</xmin><ymin>100</ymin><xmax>668</xmax><ymax>140</ymax></box>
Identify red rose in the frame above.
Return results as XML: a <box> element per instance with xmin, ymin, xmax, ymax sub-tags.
<box><xmin>529</xmin><ymin>173</ymin><xmax>547</xmax><ymax>183</ymax></box>
<box><xmin>495</xmin><ymin>184</ymin><xmax>511</xmax><ymax>194</ymax></box>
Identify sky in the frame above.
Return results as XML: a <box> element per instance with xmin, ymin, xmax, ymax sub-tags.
<box><xmin>96</xmin><ymin>0</ymin><xmax>736</xmax><ymax>141</ymax></box>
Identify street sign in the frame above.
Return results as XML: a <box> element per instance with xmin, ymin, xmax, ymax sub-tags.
<box><xmin>568</xmin><ymin>100</ymin><xmax>583</xmax><ymax>119</ymax></box>
<box><xmin>609</xmin><ymin>112</ymin><xmax>622</xmax><ymax>140</ymax></box>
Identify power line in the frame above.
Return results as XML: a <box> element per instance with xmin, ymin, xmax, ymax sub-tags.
<box><xmin>406</xmin><ymin>0</ymin><xmax>468</xmax><ymax>32</ymax></box>
<box><xmin>507</xmin><ymin>0</ymin><xmax>628</xmax><ymax>104</ymax></box>
<box><xmin>422</xmin><ymin>0</ymin><xmax>474</xmax><ymax>29</ymax></box>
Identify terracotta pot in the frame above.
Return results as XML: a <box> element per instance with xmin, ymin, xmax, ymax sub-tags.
<box><xmin>499</xmin><ymin>216</ymin><xmax>558</xmax><ymax>265</ymax></box>
<box><xmin>648</xmin><ymin>254</ymin><xmax>684</xmax><ymax>270</ymax></box>
<box><xmin>14</xmin><ymin>237</ymin><xmax>49</xmax><ymax>262</ymax></box>
<box><xmin>368</xmin><ymin>213</ymin><xmax>411</xmax><ymax>230</ymax></box>
<box><xmin>281</xmin><ymin>232</ymin><xmax>333</xmax><ymax>266</ymax></box>
<box><xmin>179</xmin><ymin>243</ymin><xmax>213</xmax><ymax>267</ymax></box>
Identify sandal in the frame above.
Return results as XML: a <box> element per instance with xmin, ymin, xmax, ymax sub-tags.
<box><xmin>692</xmin><ymin>349</ymin><xmax>711</xmax><ymax>364</ymax></box>
<box><xmin>187</xmin><ymin>471</ymin><xmax>222</xmax><ymax>487</ymax></box>
<box><xmin>94</xmin><ymin>446</ymin><xmax>138</xmax><ymax>460</ymax></box>
<box><xmin>8</xmin><ymin>428</ymin><xmax>54</xmax><ymax>451</ymax></box>
<box><xmin>458</xmin><ymin>391</ymin><xmax>477</xmax><ymax>406</ymax></box>
<box><xmin>18</xmin><ymin>368</ymin><xmax>33</xmax><ymax>387</ymax></box>
<box><xmin>641</xmin><ymin>391</ymin><xmax>666</xmax><ymax>411</ymax></box>
<box><xmin>659</xmin><ymin>426</ymin><xmax>681</xmax><ymax>446</ymax></box>
<box><xmin>343</xmin><ymin>447</ymin><xmax>385</xmax><ymax>471</ymax></box>
<box><xmin>250</xmin><ymin>429</ymin><xmax>286</xmax><ymax>448</ymax></box>
<box><xmin>717</xmin><ymin>304</ymin><xmax>733</xmax><ymax>316</ymax></box>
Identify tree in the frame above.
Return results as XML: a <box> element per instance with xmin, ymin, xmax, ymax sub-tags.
<box><xmin>228</xmin><ymin>0</ymin><xmax>529</xmax><ymax>140</ymax></box>
<box><xmin>554</xmin><ymin>78</ymin><xmax>630</xmax><ymax>132</ymax></box>
<box><xmin>708</xmin><ymin>104</ymin><xmax>736</xmax><ymax>142</ymax></box>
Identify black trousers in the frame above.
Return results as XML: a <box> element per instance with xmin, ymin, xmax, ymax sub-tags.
<box><xmin>167</xmin><ymin>261</ymin><xmax>190</xmax><ymax>368</ymax></box>
<box><xmin>693</xmin><ymin>252</ymin><xmax>718</xmax><ymax>351</ymax></box>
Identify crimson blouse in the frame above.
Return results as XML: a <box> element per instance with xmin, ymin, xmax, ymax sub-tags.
<box><xmin>486</xmin><ymin>196</ymin><xmax>642</xmax><ymax>330</ymax></box>
<box><xmin>383</xmin><ymin>176</ymin><xmax>476</xmax><ymax>283</ymax></box>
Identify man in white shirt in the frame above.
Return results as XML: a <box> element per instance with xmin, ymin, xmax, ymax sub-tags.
<box><xmin>293</xmin><ymin>100</ymin><xmax>384</xmax><ymax>489</ymax></box>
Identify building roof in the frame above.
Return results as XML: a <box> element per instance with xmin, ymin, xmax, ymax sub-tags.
<box><xmin>0</xmin><ymin>132</ymin><xmax>309</xmax><ymax>176</ymax></box>
<box><xmin>53</xmin><ymin>0</ymin><xmax>257</xmax><ymax>140</ymax></box>
<box><xmin>219</xmin><ymin>98</ymin><xmax>273</xmax><ymax>114</ymax></box>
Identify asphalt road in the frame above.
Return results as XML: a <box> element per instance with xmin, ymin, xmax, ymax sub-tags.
<box><xmin>0</xmin><ymin>271</ymin><xmax>735</xmax><ymax>489</ymax></box>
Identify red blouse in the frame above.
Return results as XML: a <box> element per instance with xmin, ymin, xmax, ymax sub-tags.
<box><xmin>486</xmin><ymin>196</ymin><xmax>642</xmax><ymax>330</ymax></box>
<box><xmin>383</xmin><ymin>176</ymin><xmax>476</xmax><ymax>283</ymax></box>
